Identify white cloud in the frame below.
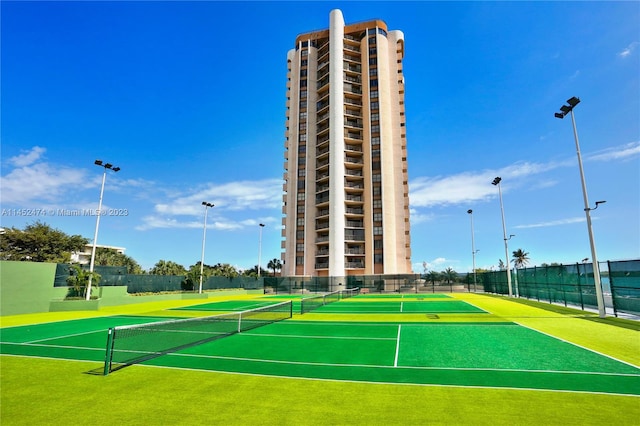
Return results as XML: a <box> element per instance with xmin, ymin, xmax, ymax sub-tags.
<box><xmin>618</xmin><ymin>41</ymin><xmax>639</xmax><ymax>58</ymax></box>
<box><xmin>514</xmin><ymin>217</ymin><xmax>585</xmax><ymax>229</ymax></box>
<box><xmin>409</xmin><ymin>161</ymin><xmax>555</xmax><ymax>208</ymax></box>
<box><xmin>587</xmin><ymin>142</ymin><xmax>640</xmax><ymax>162</ymax></box>
<box><xmin>0</xmin><ymin>162</ymin><xmax>90</xmax><ymax>205</ymax></box>
<box><xmin>8</xmin><ymin>146</ymin><xmax>46</xmax><ymax>167</ymax></box>
<box><xmin>153</xmin><ymin>179</ymin><xmax>283</xmax><ymax>216</ymax></box>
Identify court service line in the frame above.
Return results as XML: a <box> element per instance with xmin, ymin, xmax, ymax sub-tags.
<box><xmin>393</xmin><ymin>324</ymin><xmax>401</xmax><ymax>367</ymax></box>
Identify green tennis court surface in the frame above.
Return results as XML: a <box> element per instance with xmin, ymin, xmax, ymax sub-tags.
<box><xmin>1</xmin><ymin>295</ymin><xmax>638</xmax><ymax>396</ymax></box>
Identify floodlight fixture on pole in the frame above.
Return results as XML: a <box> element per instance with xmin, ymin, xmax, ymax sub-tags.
<box><xmin>87</xmin><ymin>159</ymin><xmax>120</xmax><ymax>300</ymax></box>
<box><xmin>491</xmin><ymin>176</ymin><xmax>513</xmax><ymax>297</ymax></box>
<box><xmin>467</xmin><ymin>209</ymin><xmax>477</xmax><ymax>291</ymax></box>
<box><xmin>199</xmin><ymin>201</ymin><xmax>215</xmax><ymax>294</ymax></box>
<box><xmin>555</xmin><ymin>96</ymin><xmax>606</xmax><ymax>318</ymax></box>
<box><xmin>258</xmin><ymin>223</ymin><xmax>265</xmax><ymax>277</ymax></box>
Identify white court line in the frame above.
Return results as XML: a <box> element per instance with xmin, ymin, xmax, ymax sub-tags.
<box><xmin>394</xmin><ymin>324</ymin><xmax>401</xmax><ymax>367</ymax></box>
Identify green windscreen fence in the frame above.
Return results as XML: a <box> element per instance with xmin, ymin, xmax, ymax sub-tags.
<box><xmin>480</xmin><ymin>260</ymin><xmax>640</xmax><ymax>317</ymax></box>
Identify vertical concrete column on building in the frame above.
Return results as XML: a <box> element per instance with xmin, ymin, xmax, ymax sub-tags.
<box><xmin>375</xmin><ymin>30</ymin><xmax>399</xmax><ymax>273</ymax></box>
<box><xmin>388</xmin><ymin>30</ymin><xmax>408</xmax><ymax>273</ymax></box>
<box><xmin>283</xmin><ymin>48</ymin><xmax>299</xmax><ymax>276</ymax></box>
<box><xmin>304</xmin><ymin>41</ymin><xmax>319</xmax><ymax>276</ymax></box>
<box><xmin>328</xmin><ymin>9</ymin><xmax>346</xmax><ymax>280</ymax></box>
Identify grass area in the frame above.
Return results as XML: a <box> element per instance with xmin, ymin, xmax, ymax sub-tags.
<box><xmin>2</xmin><ymin>356</ymin><xmax>639</xmax><ymax>426</ymax></box>
<box><xmin>1</xmin><ymin>293</ymin><xmax>639</xmax><ymax>425</ymax></box>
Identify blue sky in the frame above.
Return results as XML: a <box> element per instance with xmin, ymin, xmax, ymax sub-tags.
<box><xmin>1</xmin><ymin>1</ymin><xmax>639</xmax><ymax>273</ymax></box>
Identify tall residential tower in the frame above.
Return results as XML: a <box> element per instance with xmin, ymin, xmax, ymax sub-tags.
<box><xmin>282</xmin><ymin>9</ymin><xmax>412</xmax><ymax>278</ymax></box>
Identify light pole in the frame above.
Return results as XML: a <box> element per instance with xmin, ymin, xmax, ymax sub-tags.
<box><xmin>258</xmin><ymin>223</ymin><xmax>265</xmax><ymax>277</ymax></box>
<box><xmin>87</xmin><ymin>160</ymin><xmax>120</xmax><ymax>301</ymax></box>
<box><xmin>555</xmin><ymin>96</ymin><xmax>607</xmax><ymax>318</ymax></box>
<box><xmin>467</xmin><ymin>209</ymin><xmax>477</xmax><ymax>291</ymax></box>
<box><xmin>492</xmin><ymin>177</ymin><xmax>513</xmax><ymax>297</ymax></box>
<box><xmin>199</xmin><ymin>201</ymin><xmax>215</xmax><ymax>294</ymax></box>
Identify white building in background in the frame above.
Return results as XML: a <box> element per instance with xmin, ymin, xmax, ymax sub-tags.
<box><xmin>71</xmin><ymin>244</ymin><xmax>125</xmax><ymax>265</ymax></box>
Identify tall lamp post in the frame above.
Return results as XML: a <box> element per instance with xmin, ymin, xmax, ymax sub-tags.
<box><xmin>258</xmin><ymin>223</ymin><xmax>265</xmax><ymax>277</ymax></box>
<box><xmin>555</xmin><ymin>96</ymin><xmax>606</xmax><ymax>318</ymax></box>
<box><xmin>87</xmin><ymin>160</ymin><xmax>120</xmax><ymax>300</ymax></box>
<box><xmin>467</xmin><ymin>209</ymin><xmax>477</xmax><ymax>291</ymax></box>
<box><xmin>492</xmin><ymin>177</ymin><xmax>513</xmax><ymax>297</ymax></box>
<box><xmin>199</xmin><ymin>201</ymin><xmax>215</xmax><ymax>294</ymax></box>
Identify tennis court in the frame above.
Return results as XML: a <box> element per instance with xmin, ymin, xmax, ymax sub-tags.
<box><xmin>1</xmin><ymin>293</ymin><xmax>638</xmax><ymax>396</ymax></box>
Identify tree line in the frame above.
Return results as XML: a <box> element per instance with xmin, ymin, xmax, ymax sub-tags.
<box><xmin>0</xmin><ymin>221</ymin><xmax>282</xmax><ymax>278</ymax></box>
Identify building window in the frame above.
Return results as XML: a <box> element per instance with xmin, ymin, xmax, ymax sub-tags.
<box><xmin>300</xmin><ymin>69</ymin><xmax>307</xmax><ymax>77</ymax></box>
<box><xmin>301</xmin><ymin>50</ymin><xmax>308</xmax><ymax>57</ymax></box>
<box><xmin>297</xmin><ymin>218</ymin><xmax>304</xmax><ymax>226</ymax></box>
<box><xmin>370</xmin><ymin>68</ymin><xmax>377</xmax><ymax>76</ymax></box>
<box><xmin>373</xmin><ymin>186</ymin><xmax>381</xmax><ymax>196</ymax></box>
<box><xmin>374</xmin><ymin>212</ymin><xmax>382</xmax><ymax>221</ymax></box>
<box><xmin>296</xmin><ymin>256</ymin><xmax>304</xmax><ymax>265</ymax></box>
<box><xmin>371</xmin><ymin>125</ymin><xmax>380</xmax><ymax>133</ymax></box>
<box><xmin>371</xmin><ymin>149</ymin><xmax>380</xmax><ymax>157</ymax></box>
<box><xmin>373</xmin><ymin>227</ymin><xmax>383</xmax><ymax>235</ymax></box>
<box><xmin>370</xmin><ymin>101</ymin><xmax>379</xmax><ymax>110</ymax></box>
<box><xmin>301</xmin><ymin>59</ymin><xmax>308</xmax><ymax>66</ymax></box>
<box><xmin>300</xmin><ymin>100</ymin><xmax>307</xmax><ymax>108</ymax></box>
<box><xmin>297</xmin><ymin>193</ymin><xmax>305</xmax><ymax>200</ymax></box>
<box><xmin>298</xmin><ymin>168</ymin><xmax>305</xmax><ymax>176</ymax></box>
<box><xmin>300</xmin><ymin>90</ymin><xmax>307</xmax><ymax>98</ymax></box>
<box><xmin>374</xmin><ymin>254</ymin><xmax>383</xmax><ymax>263</ymax></box>
<box><xmin>372</xmin><ymin>174</ymin><xmax>381</xmax><ymax>182</ymax></box>
<box><xmin>369</xmin><ymin>58</ymin><xmax>377</xmax><ymax>66</ymax></box>
<box><xmin>297</xmin><ymin>243</ymin><xmax>304</xmax><ymax>252</ymax></box>
<box><xmin>300</xmin><ymin>112</ymin><xmax>307</xmax><ymax>119</ymax></box>
<box><xmin>371</xmin><ymin>137</ymin><xmax>380</xmax><ymax>145</ymax></box>
<box><xmin>373</xmin><ymin>200</ymin><xmax>382</xmax><ymax>208</ymax></box>
<box><xmin>299</xmin><ymin>122</ymin><xmax>306</xmax><ymax>131</ymax></box>
<box><xmin>374</xmin><ymin>240</ymin><xmax>383</xmax><ymax>249</ymax></box>
<box><xmin>370</xmin><ymin>91</ymin><xmax>378</xmax><ymax>99</ymax></box>
<box><xmin>371</xmin><ymin>113</ymin><xmax>379</xmax><ymax>121</ymax></box>
<box><xmin>298</xmin><ymin>145</ymin><xmax>306</xmax><ymax>153</ymax></box>
<box><xmin>297</xmin><ymin>205</ymin><xmax>305</xmax><ymax>214</ymax></box>
<box><xmin>299</xmin><ymin>134</ymin><xmax>307</xmax><ymax>142</ymax></box>
<box><xmin>296</xmin><ymin>230</ymin><xmax>304</xmax><ymax>239</ymax></box>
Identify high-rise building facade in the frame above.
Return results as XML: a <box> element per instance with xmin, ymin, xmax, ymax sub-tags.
<box><xmin>282</xmin><ymin>9</ymin><xmax>412</xmax><ymax>278</ymax></box>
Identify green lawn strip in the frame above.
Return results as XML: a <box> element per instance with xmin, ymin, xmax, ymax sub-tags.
<box><xmin>151</xmin><ymin>352</ymin><xmax>639</xmax><ymax>396</ymax></box>
<box><xmin>356</xmin><ymin>293</ymin><xmax>452</xmax><ymax>299</ymax></box>
<box><xmin>398</xmin><ymin>324</ymin><xmax>639</xmax><ymax>374</ymax></box>
<box><xmin>0</xmin><ymin>296</ymin><xmax>258</xmax><ymax>328</ymax></box>
<box><xmin>316</xmin><ymin>300</ymin><xmax>486</xmax><ymax>314</ymax></box>
<box><xmin>452</xmin><ymin>293</ymin><xmax>640</xmax><ymax>366</ymax></box>
<box><xmin>3</xmin><ymin>356</ymin><xmax>638</xmax><ymax>426</ymax></box>
<box><xmin>170</xmin><ymin>299</ymin><xmax>278</xmax><ymax>311</ymax></box>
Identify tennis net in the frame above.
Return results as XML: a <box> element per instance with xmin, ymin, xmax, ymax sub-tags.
<box><xmin>300</xmin><ymin>288</ymin><xmax>360</xmax><ymax>314</ymax></box>
<box><xmin>103</xmin><ymin>300</ymin><xmax>292</xmax><ymax>375</ymax></box>
<box><xmin>341</xmin><ymin>287</ymin><xmax>360</xmax><ymax>299</ymax></box>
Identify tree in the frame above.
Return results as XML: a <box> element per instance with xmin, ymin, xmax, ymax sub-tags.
<box><xmin>66</xmin><ymin>264</ymin><xmax>101</xmax><ymax>298</ymax></box>
<box><xmin>442</xmin><ymin>267</ymin><xmax>457</xmax><ymax>284</ymax></box>
<box><xmin>94</xmin><ymin>247</ymin><xmax>144</xmax><ymax>274</ymax></box>
<box><xmin>512</xmin><ymin>249</ymin><xmax>530</xmax><ymax>269</ymax></box>
<box><xmin>426</xmin><ymin>270</ymin><xmax>440</xmax><ymax>285</ymax></box>
<box><xmin>498</xmin><ymin>259</ymin><xmax>505</xmax><ymax>270</ymax></box>
<box><xmin>0</xmin><ymin>221</ymin><xmax>87</xmax><ymax>262</ymax></box>
<box><xmin>267</xmin><ymin>258</ymin><xmax>282</xmax><ymax>276</ymax></box>
<box><xmin>150</xmin><ymin>260</ymin><xmax>187</xmax><ymax>276</ymax></box>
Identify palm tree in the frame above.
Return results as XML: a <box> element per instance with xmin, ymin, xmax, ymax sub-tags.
<box><xmin>267</xmin><ymin>258</ymin><xmax>282</xmax><ymax>276</ymax></box>
<box><xmin>442</xmin><ymin>267</ymin><xmax>457</xmax><ymax>284</ymax></box>
<box><xmin>511</xmin><ymin>249</ymin><xmax>530</xmax><ymax>269</ymax></box>
<box><xmin>498</xmin><ymin>259</ymin><xmax>505</xmax><ymax>270</ymax></box>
